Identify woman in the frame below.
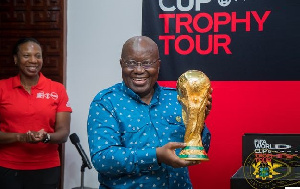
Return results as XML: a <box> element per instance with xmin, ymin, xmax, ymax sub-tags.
<box><xmin>0</xmin><ymin>37</ymin><xmax>72</xmax><ymax>189</ymax></box>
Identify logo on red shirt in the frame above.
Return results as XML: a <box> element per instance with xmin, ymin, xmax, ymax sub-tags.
<box><xmin>36</xmin><ymin>91</ymin><xmax>58</xmax><ymax>100</ymax></box>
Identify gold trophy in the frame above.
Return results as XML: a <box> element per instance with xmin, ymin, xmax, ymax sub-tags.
<box><xmin>177</xmin><ymin>70</ymin><xmax>211</xmax><ymax>160</ymax></box>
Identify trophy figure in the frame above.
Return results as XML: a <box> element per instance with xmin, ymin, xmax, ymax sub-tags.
<box><xmin>177</xmin><ymin>70</ymin><xmax>211</xmax><ymax>160</ymax></box>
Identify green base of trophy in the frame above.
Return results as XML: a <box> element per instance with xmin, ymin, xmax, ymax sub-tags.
<box><xmin>178</xmin><ymin>146</ymin><xmax>209</xmax><ymax>161</ymax></box>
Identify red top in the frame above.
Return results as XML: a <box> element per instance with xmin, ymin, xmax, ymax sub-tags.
<box><xmin>0</xmin><ymin>73</ymin><xmax>72</xmax><ymax>170</ymax></box>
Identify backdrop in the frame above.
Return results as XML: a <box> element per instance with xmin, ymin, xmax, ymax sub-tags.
<box><xmin>142</xmin><ymin>0</ymin><xmax>300</xmax><ymax>188</ymax></box>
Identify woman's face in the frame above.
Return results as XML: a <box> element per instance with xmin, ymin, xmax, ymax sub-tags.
<box><xmin>14</xmin><ymin>42</ymin><xmax>43</xmax><ymax>78</ymax></box>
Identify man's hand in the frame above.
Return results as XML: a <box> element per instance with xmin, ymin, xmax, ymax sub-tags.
<box><xmin>205</xmin><ymin>88</ymin><xmax>213</xmax><ymax>118</ymax></box>
<box><xmin>156</xmin><ymin>142</ymin><xmax>200</xmax><ymax>168</ymax></box>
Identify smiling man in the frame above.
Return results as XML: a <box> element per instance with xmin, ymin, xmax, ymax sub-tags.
<box><xmin>120</xmin><ymin>36</ymin><xmax>160</xmax><ymax>104</ymax></box>
<box><xmin>87</xmin><ymin>36</ymin><xmax>212</xmax><ymax>189</ymax></box>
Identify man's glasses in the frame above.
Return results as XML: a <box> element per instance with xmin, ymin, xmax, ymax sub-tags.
<box><xmin>121</xmin><ymin>59</ymin><xmax>159</xmax><ymax>69</ymax></box>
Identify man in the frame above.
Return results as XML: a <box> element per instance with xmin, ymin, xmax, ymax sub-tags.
<box><xmin>87</xmin><ymin>36</ymin><xmax>211</xmax><ymax>188</ymax></box>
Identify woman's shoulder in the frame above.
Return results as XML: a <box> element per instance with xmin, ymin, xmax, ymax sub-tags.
<box><xmin>0</xmin><ymin>75</ymin><xmax>17</xmax><ymax>88</ymax></box>
<box><xmin>40</xmin><ymin>74</ymin><xmax>65</xmax><ymax>88</ymax></box>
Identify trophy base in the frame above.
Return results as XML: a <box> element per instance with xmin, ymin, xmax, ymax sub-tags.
<box><xmin>178</xmin><ymin>146</ymin><xmax>209</xmax><ymax>161</ymax></box>
<box><xmin>178</xmin><ymin>154</ymin><xmax>209</xmax><ymax>160</ymax></box>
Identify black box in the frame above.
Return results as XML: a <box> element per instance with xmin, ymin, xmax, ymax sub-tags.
<box><xmin>231</xmin><ymin>133</ymin><xmax>300</xmax><ymax>189</ymax></box>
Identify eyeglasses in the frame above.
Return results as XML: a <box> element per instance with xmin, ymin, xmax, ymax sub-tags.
<box><xmin>121</xmin><ymin>58</ymin><xmax>159</xmax><ymax>69</ymax></box>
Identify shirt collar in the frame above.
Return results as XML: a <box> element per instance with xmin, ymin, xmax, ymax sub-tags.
<box><xmin>120</xmin><ymin>81</ymin><xmax>161</xmax><ymax>105</ymax></box>
<box><xmin>12</xmin><ymin>72</ymin><xmax>46</xmax><ymax>90</ymax></box>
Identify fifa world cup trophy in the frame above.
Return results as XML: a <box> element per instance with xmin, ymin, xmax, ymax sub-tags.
<box><xmin>177</xmin><ymin>70</ymin><xmax>211</xmax><ymax>160</ymax></box>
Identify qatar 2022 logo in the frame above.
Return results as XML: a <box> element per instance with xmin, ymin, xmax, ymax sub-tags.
<box><xmin>243</xmin><ymin>139</ymin><xmax>300</xmax><ymax>189</ymax></box>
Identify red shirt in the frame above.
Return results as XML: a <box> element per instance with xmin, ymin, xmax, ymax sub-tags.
<box><xmin>0</xmin><ymin>73</ymin><xmax>72</xmax><ymax>170</ymax></box>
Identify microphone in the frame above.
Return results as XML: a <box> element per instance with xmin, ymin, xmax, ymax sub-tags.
<box><xmin>69</xmin><ymin>133</ymin><xmax>92</xmax><ymax>169</ymax></box>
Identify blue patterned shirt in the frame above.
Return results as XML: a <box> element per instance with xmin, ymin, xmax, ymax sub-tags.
<box><xmin>87</xmin><ymin>82</ymin><xmax>211</xmax><ymax>189</ymax></box>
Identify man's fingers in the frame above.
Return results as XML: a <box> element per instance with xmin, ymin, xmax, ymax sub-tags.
<box><xmin>168</xmin><ymin>142</ymin><xmax>186</xmax><ymax>149</ymax></box>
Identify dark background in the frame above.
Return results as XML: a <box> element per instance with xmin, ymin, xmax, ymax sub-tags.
<box><xmin>142</xmin><ymin>0</ymin><xmax>300</xmax><ymax>81</ymax></box>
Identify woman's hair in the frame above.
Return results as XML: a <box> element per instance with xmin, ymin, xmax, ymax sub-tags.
<box><xmin>12</xmin><ymin>37</ymin><xmax>42</xmax><ymax>55</ymax></box>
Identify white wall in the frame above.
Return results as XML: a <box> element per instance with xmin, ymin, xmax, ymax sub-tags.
<box><xmin>65</xmin><ymin>1</ymin><xmax>142</xmax><ymax>188</ymax></box>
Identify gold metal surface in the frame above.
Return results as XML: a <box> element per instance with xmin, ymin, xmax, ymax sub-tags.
<box><xmin>177</xmin><ymin>70</ymin><xmax>211</xmax><ymax>160</ymax></box>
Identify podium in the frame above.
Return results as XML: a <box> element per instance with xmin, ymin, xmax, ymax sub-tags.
<box><xmin>230</xmin><ymin>133</ymin><xmax>300</xmax><ymax>189</ymax></box>
<box><xmin>231</xmin><ymin>166</ymin><xmax>300</xmax><ymax>189</ymax></box>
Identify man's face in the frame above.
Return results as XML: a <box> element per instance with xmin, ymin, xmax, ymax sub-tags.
<box><xmin>121</xmin><ymin>45</ymin><xmax>160</xmax><ymax>98</ymax></box>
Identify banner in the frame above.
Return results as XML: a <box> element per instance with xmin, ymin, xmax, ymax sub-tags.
<box><xmin>142</xmin><ymin>1</ymin><xmax>300</xmax><ymax>189</ymax></box>
<box><xmin>142</xmin><ymin>0</ymin><xmax>300</xmax><ymax>81</ymax></box>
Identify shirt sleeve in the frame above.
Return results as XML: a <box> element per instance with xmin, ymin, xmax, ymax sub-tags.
<box><xmin>56</xmin><ymin>84</ymin><xmax>72</xmax><ymax>112</ymax></box>
<box><xmin>87</xmin><ymin>98</ymin><xmax>160</xmax><ymax>177</ymax></box>
<box><xmin>202</xmin><ymin>124</ymin><xmax>211</xmax><ymax>153</ymax></box>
